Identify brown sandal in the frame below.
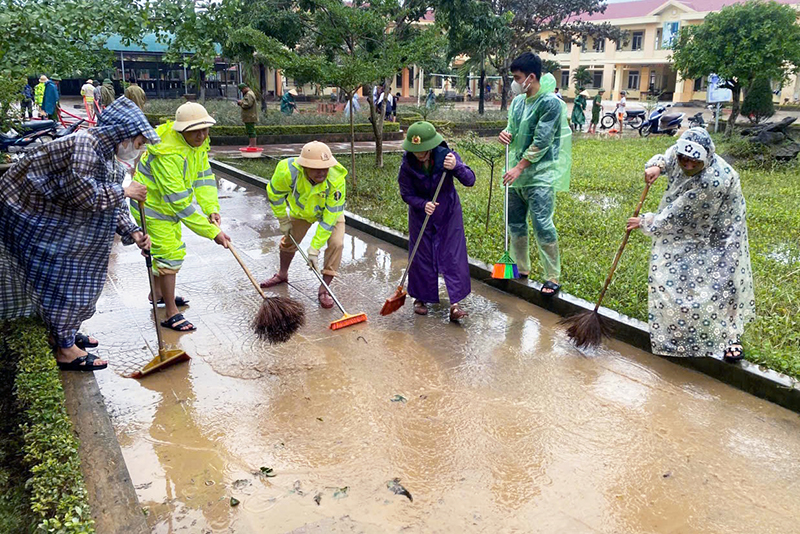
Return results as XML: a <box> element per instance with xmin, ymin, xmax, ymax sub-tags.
<box><xmin>413</xmin><ymin>300</ymin><xmax>428</xmax><ymax>316</ymax></box>
<box><xmin>318</xmin><ymin>289</ymin><xmax>335</xmax><ymax>309</ymax></box>
<box><xmin>449</xmin><ymin>304</ymin><xmax>468</xmax><ymax>322</ymax></box>
<box><xmin>260</xmin><ymin>273</ymin><xmax>288</xmax><ymax>289</ymax></box>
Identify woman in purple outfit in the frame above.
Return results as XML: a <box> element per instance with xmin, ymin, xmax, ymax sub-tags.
<box><xmin>397</xmin><ymin>121</ymin><xmax>476</xmax><ymax>322</ymax></box>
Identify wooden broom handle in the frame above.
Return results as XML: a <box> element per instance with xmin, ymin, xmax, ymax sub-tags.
<box><xmin>593</xmin><ymin>182</ymin><xmax>651</xmax><ymax>312</ymax></box>
<box><xmin>214</xmin><ymin>221</ymin><xmax>267</xmax><ymax>299</ymax></box>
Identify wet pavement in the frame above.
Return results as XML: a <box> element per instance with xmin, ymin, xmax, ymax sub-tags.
<box><xmin>86</xmin><ymin>175</ymin><xmax>800</xmax><ymax>533</ymax></box>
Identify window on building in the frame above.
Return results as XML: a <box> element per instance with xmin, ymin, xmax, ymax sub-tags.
<box><xmin>561</xmin><ymin>70</ymin><xmax>570</xmax><ymax>89</ymax></box>
<box><xmin>632</xmin><ymin>32</ymin><xmax>644</xmax><ymax>51</ymax></box>
<box><xmin>627</xmin><ymin>70</ymin><xmax>640</xmax><ymax>90</ymax></box>
<box><xmin>693</xmin><ymin>77</ymin><xmax>707</xmax><ymax>92</ymax></box>
<box><xmin>592</xmin><ymin>38</ymin><xmax>605</xmax><ymax>53</ymax></box>
<box><xmin>655</xmin><ymin>28</ymin><xmax>662</xmax><ymax>50</ymax></box>
<box><xmin>564</xmin><ymin>41</ymin><xmax>572</xmax><ymax>53</ymax></box>
<box><xmin>409</xmin><ymin>66</ymin><xmax>415</xmax><ymax>88</ymax></box>
<box><xmin>650</xmin><ymin>71</ymin><xmax>657</xmax><ymax>91</ymax></box>
<box><xmin>592</xmin><ymin>71</ymin><xmax>603</xmax><ymax>88</ymax></box>
<box><xmin>662</xmin><ymin>21</ymin><xmax>680</xmax><ymax>48</ymax></box>
<box><xmin>397</xmin><ymin>73</ymin><xmax>403</xmax><ymax>88</ymax></box>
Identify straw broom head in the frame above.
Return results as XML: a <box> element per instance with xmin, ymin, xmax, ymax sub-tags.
<box><xmin>252</xmin><ymin>296</ymin><xmax>306</xmax><ymax>344</ymax></box>
<box><xmin>561</xmin><ymin>310</ymin><xmax>613</xmax><ymax>349</ymax></box>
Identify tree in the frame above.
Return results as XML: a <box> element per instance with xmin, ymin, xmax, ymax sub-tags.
<box><xmin>571</xmin><ymin>65</ymin><xmax>592</xmax><ymax>91</ymax></box>
<box><xmin>671</xmin><ymin>0</ymin><xmax>800</xmax><ymax>136</ymax></box>
<box><xmin>741</xmin><ymin>77</ymin><xmax>776</xmax><ymax>124</ymax></box>
<box><xmin>457</xmin><ymin>133</ymin><xmax>504</xmax><ymax>231</ymax></box>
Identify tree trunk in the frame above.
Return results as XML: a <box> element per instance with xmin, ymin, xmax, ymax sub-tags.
<box><xmin>500</xmin><ymin>63</ymin><xmax>510</xmax><ymax>111</ymax></box>
<box><xmin>348</xmin><ymin>89</ymin><xmax>357</xmax><ymax>189</ymax></box>
<box><xmin>726</xmin><ymin>84</ymin><xmax>741</xmax><ymax>138</ymax></box>
<box><xmin>485</xmin><ymin>162</ymin><xmax>494</xmax><ymax>232</ymax></box>
<box><xmin>259</xmin><ymin>63</ymin><xmax>268</xmax><ymax>113</ymax></box>
<box><xmin>478</xmin><ymin>66</ymin><xmax>486</xmax><ymax>115</ymax></box>
<box><xmin>368</xmin><ymin>81</ymin><xmax>386</xmax><ymax>168</ymax></box>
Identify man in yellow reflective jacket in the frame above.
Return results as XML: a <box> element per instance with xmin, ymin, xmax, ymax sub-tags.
<box><xmin>260</xmin><ymin>141</ymin><xmax>347</xmax><ymax>309</ymax></box>
<box><xmin>131</xmin><ymin>102</ymin><xmax>231</xmax><ymax>332</ymax></box>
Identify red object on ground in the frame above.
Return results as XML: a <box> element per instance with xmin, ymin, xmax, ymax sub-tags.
<box><xmin>239</xmin><ymin>147</ymin><xmax>264</xmax><ymax>158</ymax></box>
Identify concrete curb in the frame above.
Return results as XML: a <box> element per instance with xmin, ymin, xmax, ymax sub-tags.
<box><xmin>210</xmin><ymin>158</ymin><xmax>800</xmax><ymax>414</ymax></box>
<box><xmin>61</xmin><ymin>373</ymin><xmax>150</xmax><ymax>534</ymax></box>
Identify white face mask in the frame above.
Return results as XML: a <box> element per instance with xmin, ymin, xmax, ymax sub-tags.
<box><xmin>116</xmin><ymin>139</ymin><xmax>145</xmax><ymax>162</ymax></box>
<box><xmin>510</xmin><ymin>75</ymin><xmax>532</xmax><ymax>96</ymax></box>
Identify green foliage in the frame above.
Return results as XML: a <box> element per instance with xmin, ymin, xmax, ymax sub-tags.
<box><xmin>220</xmin><ymin>135</ymin><xmax>800</xmax><ymax>378</ymax></box>
<box><xmin>741</xmin><ymin>77</ymin><xmax>775</xmax><ymax>124</ymax></box>
<box><xmin>671</xmin><ymin>0</ymin><xmax>800</xmax><ymax>134</ymax></box>
<box><xmin>542</xmin><ymin>60</ymin><xmax>561</xmax><ymax>76</ymax></box>
<box><xmin>571</xmin><ymin>66</ymin><xmax>592</xmax><ymax>91</ymax></box>
<box><xmin>0</xmin><ymin>71</ymin><xmax>26</xmax><ymax>132</ymax></box>
<box><xmin>0</xmin><ymin>319</ymin><xmax>95</xmax><ymax>534</ymax></box>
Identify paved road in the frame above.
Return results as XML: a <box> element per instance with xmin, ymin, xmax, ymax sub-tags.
<box><xmin>85</xmin><ymin>170</ymin><xmax>800</xmax><ymax>533</ymax></box>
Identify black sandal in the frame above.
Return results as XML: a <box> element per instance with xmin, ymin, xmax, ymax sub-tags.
<box><xmin>75</xmin><ymin>333</ymin><xmax>99</xmax><ymax>349</ymax></box>
<box><xmin>723</xmin><ymin>344</ymin><xmax>744</xmax><ymax>363</ymax></box>
<box><xmin>57</xmin><ymin>353</ymin><xmax>107</xmax><ymax>372</ymax></box>
<box><xmin>541</xmin><ymin>280</ymin><xmax>561</xmax><ymax>298</ymax></box>
<box><xmin>161</xmin><ymin>313</ymin><xmax>196</xmax><ymax>332</ymax></box>
<box><xmin>150</xmin><ymin>296</ymin><xmax>190</xmax><ymax>307</ymax></box>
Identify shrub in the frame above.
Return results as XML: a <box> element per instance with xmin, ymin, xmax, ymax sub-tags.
<box><xmin>209</xmin><ymin>122</ymin><xmax>399</xmax><ymax>137</ymax></box>
<box><xmin>741</xmin><ymin>78</ymin><xmax>775</xmax><ymax>124</ymax></box>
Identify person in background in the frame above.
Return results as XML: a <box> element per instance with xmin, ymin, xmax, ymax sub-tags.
<box><xmin>499</xmin><ymin>51</ymin><xmax>572</xmax><ymax>298</ymax></box>
<box><xmin>101</xmin><ymin>79</ymin><xmax>116</xmax><ymax>108</ymax></box>
<box><xmin>554</xmin><ymin>87</ymin><xmax>564</xmax><ymax>100</ymax></box>
<box><xmin>124</xmin><ymin>82</ymin><xmax>147</xmax><ymax>111</ymax></box>
<box><xmin>384</xmin><ymin>91</ymin><xmax>394</xmax><ymax>122</ymax></box>
<box><xmin>393</xmin><ymin>92</ymin><xmax>401</xmax><ymax>122</ymax></box>
<box><xmin>237</xmin><ymin>83</ymin><xmax>258</xmax><ymax>148</ymax></box>
<box><xmin>93</xmin><ymin>81</ymin><xmax>103</xmax><ymax>116</ymax></box>
<box><xmin>426</xmin><ymin>88</ymin><xmax>436</xmax><ymax>109</ymax></box>
<box><xmin>281</xmin><ymin>88</ymin><xmax>298</xmax><ymax>115</ymax></box>
<box><xmin>615</xmin><ymin>90</ymin><xmax>627</xmax><ymax>132</ymax></box>
<box><xmin>344</xmin><ymin>92</ymin><xmax>360</xmax><ymax>117</ymax></box>
<box><xmin>131</xmin><ymin>102</ymin><xmax>230</xmax><ymax>333</ymax></box>
<box><xmin>81</xmin><ymin>79</ymin><xmax>96</xmax><ymax>119</ymax></box>
<box><xmin>571</xmin><ymin>89</ymin><xmax>588</xmax><ymax>132</ymax></box>
<box><xmin>0</xmin><ymin>97</ymin><xmax>158</xmax><ymax>371</ymax></box>
<box><xmin>34</xmin><ymin>75</ymin><xmax>47</xmax><ymax>116</ymax></box>
<box><xmin>397</xmin><ymin>122</ymin><xmax>476</xmax><ymax>322</ymax></box>
<box><xmin>20</xmin><ymin>82</ymin><xmax>34</xmax><ymax>120</ymax></box>
<box><xmin>589</xmin><ymin>88</ymin><xmax>605</xmax><ymax>134</ymax></box>
<box><xmin>627</xmin><ymin>128</ymin><xmax>755</xmax><ymax>363</ymax></box>
<box><xmin>260</xmin><ymin>142</ymin><xmax>347</xmax><ymax>310</ymax></box>
<box><xmin>41</xmin><ymin>75</ymin><xmax>61</xmax><ymax>121</ymax></box>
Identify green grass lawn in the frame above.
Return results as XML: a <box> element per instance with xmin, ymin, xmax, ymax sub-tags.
<box><xmin>219</xmin><ymin>136</ymin><xmax>800</xmax><ymax>378</ymax></box>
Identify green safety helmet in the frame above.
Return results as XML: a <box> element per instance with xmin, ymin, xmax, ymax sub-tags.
<box><xmin>402</xmin><ymin>121</ymin><xmax>444</xmax><ymax>153</ymax></box>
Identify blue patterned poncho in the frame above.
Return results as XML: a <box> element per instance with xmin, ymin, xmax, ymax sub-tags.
<box><xmin>640</xmin><ymin>128</ymin><xmax>755</xmax><ymax>357</ymax></box>
<box><xmin>0</xmin><ymin>97</ymin><xmax>159</xmax><ymax>348</ymax></box>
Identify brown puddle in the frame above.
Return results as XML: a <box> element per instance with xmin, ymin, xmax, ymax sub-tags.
<box><xmin>88</xmin><ymin>177</ymin><xmax>800</xmax><ymax>533</ymax></box>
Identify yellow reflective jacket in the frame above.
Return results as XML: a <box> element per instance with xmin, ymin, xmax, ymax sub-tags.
<box><xmin>132</xmin><ymin>121</ymin><xmax>220</xmax><ymax>240</ymax></box>
<box><xmin>34</xmin><ymin>83</ymin><xmax>45</xmax><ymax>106</ymax></box>
<box><xmin>267</xmin><ymin>157</ymin><xmax>346</xmax><ymax>249</ymax></box>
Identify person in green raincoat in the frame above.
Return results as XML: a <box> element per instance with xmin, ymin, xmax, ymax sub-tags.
<box><xmin>499</xmin><ymin>52</ymin><xmax>572</xmax><ymax>297</ymax></box>
<box><xmin>281</xmin><ymin>89</ymin><xmax>298</xmax><ymax>115</ymax></box>
<box><xmin>571</xmin><ymin>89</ymin><xmax>588</xmax><ymax>132</ymax></box>
<box><xmin>589</xmin><ymin>88</ymin><xmax>605</xmax><ymax>134</ymax></box>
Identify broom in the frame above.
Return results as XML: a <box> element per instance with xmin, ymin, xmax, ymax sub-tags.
<box><xmin>215</xmin><ymin>222</ymin><xmax>305</xmax><ymax>343</ymax></box>
<box><xmin>562</xmin><ymin>182</ymin><xmax>652</xmax><ymax>349</ymax></box>
<box><xmin>289</xmin><ymin>234</ymin><xmax>367</xmax><ymax>330</ymax></box>
<box><xmin>380</xmin><ymin>169</ymin><xmax>448</xmax><ymax>316</ymax></box>
<box><xmin>492</xmin><ymin>144</ymin><xmax>519</xmax><ymax>280</ymax></box>
<box><xmin>132</xmin><ymin>200</ymin><xmax>191</xmax><ymax>378</ymax></box>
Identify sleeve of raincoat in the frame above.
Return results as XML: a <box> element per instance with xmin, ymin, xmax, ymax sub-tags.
<box><xmin>398</xmin><ymin>162</ymin><xmax>428</xmax><ymax>211</ymax></box>
<box><xmin>523</xmin><ymin>98</ymin><xmax>561</xmax><ymax>165</ymax></box>
<box><xmin>310</xmin><ymin>166</ymin><xmax>347</xmax><ymax>250</ymax></box>
<box><xmin>451</xmin><ymin>152</ymin><xmax>476</xmax><ymax>187</ymax></box>
<box><xmin>267</xmin><ymin>160</ymin><xmax>292</xmax><ymax>220</ymax></box>
<box><xmin>49</xmin><ymin>138</ymin><xmax>126</xmax><ymax>211</ymax></box>
<box><xmin>115</xmin><ymin>209</ymin><xmax>141</xmax><ymax>245</ymax></box>
<box><xmin>149</xmin><ymin>154</ymin><xmax>220</xmax><ymax>240</ymax></box>
<box><xmin>504</xmin><ymin>96</ymin><xmax>520</xmax><ymax>136</ymax></box>
<box><xmin>193</xmin><ymin>155</ymin><xmax>220</xmax><ymax>217</ymax></box>
<box><xmin>645</xmin><ymin>146</ymin><xmax>677</xmax><ymax>174</ymax></box>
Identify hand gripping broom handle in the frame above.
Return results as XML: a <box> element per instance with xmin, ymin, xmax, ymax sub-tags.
<box><xmin>213</xmin><ymin>221</ymin><xmax>267</xmax><ymax>299</ymax></box>
<box><xmin>397</xmin><ymin>169</ymin><xmax>449</xmax><ymax>289</ymax></box>
<box><xmin>289</xmin><ymin>233</ymin><xmax>348</xmax><ymax>315</ymax></box>
<box><xmin>593</xmin><ymin>182</ymin><xmax>651</xmax><ymax>312</ymax></box>
<box><xmin>138</xmin><ymin>200</ymin><xmax>165</xmax><ymax>352</ymax></box>
<box><xmin>504</xmin><ymin>144</ymin><xmax>510</xmax><ymax>251</ymax></box>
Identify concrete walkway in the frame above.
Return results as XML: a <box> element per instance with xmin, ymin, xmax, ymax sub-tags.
<box><xmin>85</xmin><ymin>172</ymin><xmax>800</xmax><ymax>533</ymax></box>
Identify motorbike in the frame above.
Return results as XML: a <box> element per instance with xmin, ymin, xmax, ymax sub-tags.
<box><xmin>0</xmin><ymin>119</ymin><xmax>83</xmax><ymax>153</ymax></box>
<box><xmin>600</xmin><ymin>109</ymin><xmax>646</xmax><ymax>130</ymax></box>
<box><xmin>688</xmin><ymin>112</ymin><xmax>706</xmax><ymax>129</ymax></box>
<box><xmin>639</xmin><ymin>104</ymin><xmax>685</xmax><ymax>137</ymax></box>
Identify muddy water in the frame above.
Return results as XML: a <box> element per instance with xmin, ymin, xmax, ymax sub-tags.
<box><xmin>88</xmin><ymin>177</ymin><xmax>800</xmax><ymax>534</ymax></box>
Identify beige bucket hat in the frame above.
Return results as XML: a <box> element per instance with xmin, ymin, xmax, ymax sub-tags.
<box><xmin>173</xmin><ymin>102</ymin><xmax>217</xmax><ymax>132</ymax></box>
<box><xmin>297</xmin><ymin>141</ymin><xmax>338</xmax><ymax>169</ymax></box>
<box><xmin>39</xmin><ymin>75</ymin><xmax>48</xmax><ymax>83</ymax></box>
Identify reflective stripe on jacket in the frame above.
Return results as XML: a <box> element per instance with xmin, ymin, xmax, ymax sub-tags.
<box><xmin>267</xmin><ymin>157</ymin><xmax>346</xmax><ymax>249</ymax></box>
<box><xmin>132</xmin><ymin>121</ymin><xmax>220</xmax><ymax>240</ymax></box>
